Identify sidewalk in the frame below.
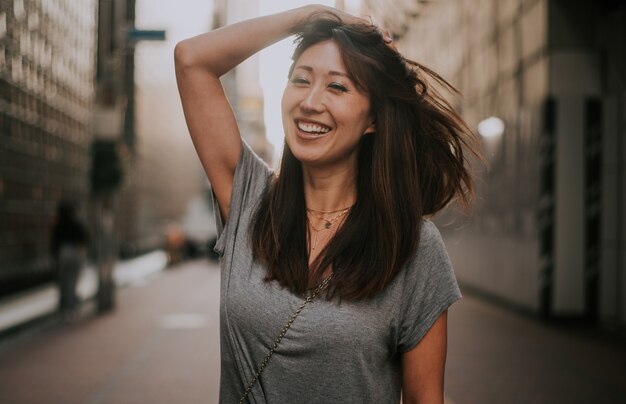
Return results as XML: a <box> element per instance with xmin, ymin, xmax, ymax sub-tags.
<box><xmin>445</xmin><ymin>292</ymin><xmax>626</xmax><ymax>403</ymax></box>
<box><xmin>0</xmin><ymin>251</ymin><xmax>169</xmax><ymax>336</ymax></box>
<box><xmin>0</xmin><ymin>259</ymin><xmax>220</xmax><ymax>404</ymax></box>
<box><xmin>0</xmin><ymin>258</ymin><xmax>625</xmax><ymax>403</ymax></box>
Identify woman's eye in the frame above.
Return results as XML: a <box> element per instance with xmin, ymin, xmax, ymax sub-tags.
<box><xmin>290</xmin><ymin>77</ymin><xmax>309</xmax><ymax>85</ymax></box>
<box><xmin>329</xmin><ymin>82</ymin><xmax>348</xmax><ymax>93</ymax></box>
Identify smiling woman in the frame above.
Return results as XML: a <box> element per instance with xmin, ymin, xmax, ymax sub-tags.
<box><xmin>174</xmin><ymin>5</ymin><xmax>480</xmax><ymax>404</ymax></box>
<box><xmin>282</xmin><ymin>40</ymin><xmax>375</xmax><ymax>169</ymax></box>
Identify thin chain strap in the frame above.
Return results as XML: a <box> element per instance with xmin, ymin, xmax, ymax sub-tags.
<box><xmin>238</xmin><ymin>275</ymin><xmax>333</xmax><ymax>404</ymax></box>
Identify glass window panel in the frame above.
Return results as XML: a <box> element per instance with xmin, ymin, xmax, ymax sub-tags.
<box><xmin>14</xmin><ymin>0</ymin><xmax>26</xmax><ymax>21</ymax></box>
<box><xmin>0</xmin><ymin>12</ymin><xmax>6</xmax><ymax>39</ymax></box>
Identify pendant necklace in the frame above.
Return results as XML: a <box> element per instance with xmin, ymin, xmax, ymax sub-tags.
<box><xmin>306</xmin><ymin>207</ymin><xmax>351</xmax><ymax>250</ymax></box>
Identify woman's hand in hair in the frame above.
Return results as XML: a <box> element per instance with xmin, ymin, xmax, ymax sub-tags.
<box><xmin>380</xmin><ymin>29</ymin><xmax>398</xmax><ymax>52</ymax></box>
<box><xmin>302</xmin><ymin>4</ymin><xmax>371</xmax><ymax>26</ymax></box>
<box><xmin>304</xmin><ymin>5</ymin><xmax>398</xmax><ymax>52</ymax></box>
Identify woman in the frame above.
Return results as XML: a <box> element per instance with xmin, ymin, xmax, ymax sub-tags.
<box><xmin>175</xmin><ymin>5</ymin><xmax>478</xmax><ymax>403</ymax></box>
<box><xmin>51</xmin><ymin>201</ymin><xmax>89</xmax><ymax>320</ymax></box>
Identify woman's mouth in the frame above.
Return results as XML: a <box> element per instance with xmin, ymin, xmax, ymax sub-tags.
<box><xmin>296</xmin><ymin>120</ymin><xmax>331</xmax><ymax>137</ymax></box>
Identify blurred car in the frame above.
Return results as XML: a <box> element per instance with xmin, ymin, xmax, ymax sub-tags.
<box><xmin>179</xmin><ymin>190</ymin><xmax>219</xmax><ymax>261</ymax></box>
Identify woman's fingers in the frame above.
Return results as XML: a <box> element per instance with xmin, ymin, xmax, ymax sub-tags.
<box><xmin>312</xmin><ymin>5</ymin><xmax>369</xmax><ymax>25</ymax></box>
<box><xmin>380</xmin><ymin>29</ymin><xmax>398</xmax><ymax>51</ymax></box>
<box><xmin>310</xmin><ymin>6</ymin><xmax>398</xmax><ymax>52</ymax></box>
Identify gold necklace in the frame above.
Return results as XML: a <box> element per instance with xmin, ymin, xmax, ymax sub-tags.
<box><xmin>306</xmin><ymin>208</ymin><xmax>350</xmax><ymax>250</ymax></box>
<box><xmin>306</xmin><ymin>207</ymin><xmax>351</xmax><ymax>228</ymax></box>
<box><xmin>307</xmin><ymin>205</ymin><xmax>353</xmax><ymax>215</ymax></box>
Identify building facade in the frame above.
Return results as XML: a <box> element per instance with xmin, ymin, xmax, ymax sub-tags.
<box><xmin>366</xmin><ymin>0</ymin><xmax>626</xmax><ymax>326</ymax></box>
<box><xmin>118</xmin><ymin>0</ymin><xmax>216</xmax><ymax>256</ymax></box>
<box><xmin>93</xmin><ymin>0</ymin><xmax>218</xmax><ymax>261</ymax></box>
<box><xmin>0</xmin><ymin>0</ymin><xmax>97</xmax><ymax>295</ymax></box>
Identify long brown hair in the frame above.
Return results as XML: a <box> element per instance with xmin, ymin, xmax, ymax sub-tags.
<box><xmin>251</xmin><ymin>13</ymin><xmax>480</xmax><ymax>301</ymax></box>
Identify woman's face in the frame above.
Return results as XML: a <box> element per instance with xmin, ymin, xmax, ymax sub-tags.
<box><xmin>281</xmin><ymin>40</ymin><xmax>374</xmax><ymax>171</ymax></box>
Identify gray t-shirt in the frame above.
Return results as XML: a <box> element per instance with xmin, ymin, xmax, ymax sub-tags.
<box><xmin>214</xmin><ymin>143</ymin><xmax>461</xmax><ymax>404</ymax></box>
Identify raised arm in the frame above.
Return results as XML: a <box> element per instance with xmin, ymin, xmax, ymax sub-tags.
<box><xmin>174</xmin><ymin>6</ymin><xmax>318</xmax><ymax>220</ymax></box>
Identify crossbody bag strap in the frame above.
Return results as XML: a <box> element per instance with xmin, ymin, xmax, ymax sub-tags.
<box><xmin>239</xmin><ymin>275</ymin><xmax>333</xmax><ymax>404</ymax></box>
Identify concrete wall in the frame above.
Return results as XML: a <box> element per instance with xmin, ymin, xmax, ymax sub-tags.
<box><xmin>546</xmin><ymin>0</ymin><xmax>626</xmax><ymax>323</ymax></box>
<box><xmin>580</xmin><ymin>1</ymin><xmax>626</xmax><ymax>325</ymax></box>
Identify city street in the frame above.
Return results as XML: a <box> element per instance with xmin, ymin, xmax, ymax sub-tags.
<box><xmin>1</xmin><ymin>1</ymin><xmax>625</xmax><ymax>403</ymax></box>
<box><xmin>1</xmin><ymin>259</ymin><xmax>625</xmax><ymax>404</ymax></box>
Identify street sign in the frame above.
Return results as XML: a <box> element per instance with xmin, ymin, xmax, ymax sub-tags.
<box><xmin>128</xmin><ymin>28</ymin><xmax>166</xmax><ymax>42</ymax></box>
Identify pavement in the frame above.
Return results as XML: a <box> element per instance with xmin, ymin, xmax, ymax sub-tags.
<box><xmin>0</xmin><ymin>251</ymin><xmax>170</xmax><ymax>335</ymax></box>
<box><xmin>0</xmin><ymin>259</ymin><xmax>220</xmax><ymax>404</ymax></box>
<box><xmin>0</xmin><ymin>258</ymin><xmax>625</xmax><ymax>403</ymax></box>
<box><xmin>445</xmin><ymin>294</ymin><xmax>626</xmax><ymax>403</ymax></box>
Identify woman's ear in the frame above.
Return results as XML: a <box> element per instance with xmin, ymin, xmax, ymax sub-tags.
<box><xmin>364</xmin><ymin>120</ymin><xmax>375</xmax><ymax>135</ymax></box>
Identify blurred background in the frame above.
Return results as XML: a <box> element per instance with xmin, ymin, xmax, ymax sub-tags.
<box><xmin>0</xmin><ymin>0</ymin><xmax>625</xmax><ymax>403</ymax></box>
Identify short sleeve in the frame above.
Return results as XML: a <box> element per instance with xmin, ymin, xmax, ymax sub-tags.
<box><xmin>396</xmin><ymin>220</ymin><xmax>461</xmax><ymax>352</ymax></box>
<box><xmin>212</xmin><ymin>141</ymin><xmax>273</xmax><ymax>256</ymax></box>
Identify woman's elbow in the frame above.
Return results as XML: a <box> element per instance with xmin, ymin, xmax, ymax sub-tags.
<box><xmin>174</xmin><ymin>40</ymin><xmax>194</xmax><ymax>71</ymax></box>
<box><xmin>174</xmin><ymin>40</ymin><xmax>222</xmax><ymax>78</ymax></box>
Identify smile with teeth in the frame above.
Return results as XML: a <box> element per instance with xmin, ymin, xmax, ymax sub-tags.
<box><xmin>297</xmin><ymin>120</ymin><xmax>331</xmax><ymax>135</ymax></box>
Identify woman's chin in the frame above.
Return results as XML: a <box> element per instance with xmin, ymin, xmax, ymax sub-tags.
<box><xmin>291</xmin><ymin>150</ymin><xmax>325</xmax><ymax>166</ymax></box>
<box><xmin>286</xmin><ymin>140</ymin><xmax>324</xmax><ymax>163</ymax></box>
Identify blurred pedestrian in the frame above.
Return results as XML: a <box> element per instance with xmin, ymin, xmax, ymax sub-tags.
<box><xmin>175</xmin><ymin>5</ymin><xmax>480</xmax><ymax>403</ymax></box>
<box><xmin>51</xmin><ymin>201</ymin><xmax>89</xmax><ymax>320</ymax></box>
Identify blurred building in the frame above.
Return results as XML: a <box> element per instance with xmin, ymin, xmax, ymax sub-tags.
<box><xmin>112</xmin><ymin>0</ymin><xmax>272</xmax><ymax>259</ymax></box>
<box><xmin>366</xmin><ymin>0</ymin><xmax>626</xmax><ymax>326</ymax></box>
<box><xmin>96</xmin><ymin>0</ymin><xmax>213</xmax><ymax>259</ymax></box>
<box><xmin>108</xmin><ymin>0</ymin><xmax>191</xmax><ymax>256</ymax></box>
<box><xmin>0</xmin><ymin>0</ymin><xmax>97</xmax><ymax>295</ymax></box>
<box><xmin>92</xmin><ymin>0</ymin><xmax>135</xmax><ymax>262</ymax></box>
<box><xmin>97</xmin><ymin>0</ymin><xmax>271</xmax><ymax>261</ymax></box>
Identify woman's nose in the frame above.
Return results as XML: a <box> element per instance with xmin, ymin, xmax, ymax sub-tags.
<box><xmin>300</xmin><ymin>87</ymin><xmax>325</xmax><ymax>113</ymax></box>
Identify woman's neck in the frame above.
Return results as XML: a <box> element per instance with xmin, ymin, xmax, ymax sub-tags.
<box><xmin>302</xmin><ymin>164</ymin><xmax>357</xmax><ymax>212</ymax></box>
